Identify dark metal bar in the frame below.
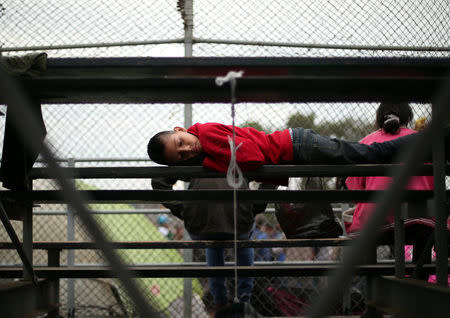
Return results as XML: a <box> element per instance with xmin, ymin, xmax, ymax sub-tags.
<box><xmin>183</xmin><ymin>6</ymin><xmax>194</xmax><ymax>317</ymax></box>
<box><xmin>431</xmin><ymin>102</ymin><xmax>449</xmax><ymax>286</ymax></box>
<box><xmin>0</xmin><ymin>279</ymin><xmax>59</xmax><ymax>318</ymax></box>
<box><xmin>0</xmin><ymin>231</ymin><xmax>428</xmax><ymax>250</ymax></box>
<box><xmin>367</xmin><ymin>276</ymin><xmax>450</xmax><ymax>318</ymax></box>
<box><xmin>47</xmin><ymin>249</ymin><xmax>60</xmax><ymax>267</ymax></box>
<box><xmin>22</xmin><ymin>180</ymin><xmax>34</xmax><ymax>281</ymax></box>
<box><xmin>0</xmin><ymin>264</ymin><xmax>442</xmax><ymax>279</ymax></box>
<box><xmin>47</xmin><ymin>249</ymin><xmax>60</xmax><ymax>318</ymax></box>
<box><xmin>25</xmin><ymin>164</ymin><xmax>447</xmax><ymax>179</ymax></box>
<box><xmin>0</xmin><ymin>238</ymin><xmax>354</xmax><ymax>250</ymax></box>
<box><xmin>1</xmin><ymin>57</ymin><xmax>447</xmax><ymax>104</ymax></box>
<box><xmin>0</xmin><ymin>189</ymin><xmax>443</xmax><ymax>204</ymax></box>
<box><xmin>66</xmin><ymin>159</ymin><xmax>76</xmax><ymax>317</ymax></box>
<box><xmin>45</xmin><ymin>56</ymin><xmax>449</xmax><ymax>69</ymax></box>
<box><xmin>394</xmin><ymin>205</ymin><xmax>405</xmax><ymax>278</ymax></box>
<box><xmin>0</xmin><ymin>202</ymin><xmax>36</xmax><ymax>283</ymax></box>
<box><xmin>21</xmin><ymin>76</ymin><xmax>443</xmax><ymax>104</ymax></box>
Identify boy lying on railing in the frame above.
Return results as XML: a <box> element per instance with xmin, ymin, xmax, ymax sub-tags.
<box><xmin>147</xmin><ymin>122</ymin><xmax>449</xmax><ymax>184</ymax></box>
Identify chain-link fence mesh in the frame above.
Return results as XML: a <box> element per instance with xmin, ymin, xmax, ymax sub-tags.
<box><xmin>1</xmin><ymin>0</ymin><xmax>449</xmax><ymax>317</ymax></box>
<box><xmin>1</xmin><ymin>0</ymin><xmax>449</xmax><ymax>58</ymax></box>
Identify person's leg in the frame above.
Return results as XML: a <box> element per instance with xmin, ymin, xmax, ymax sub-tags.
<box><xmin>236</xmin><ymin>232</ymin><xmax>254</xmax><ymax>303</ymax></box>
<box><xmin>291</xmin><ymin>128</ymin><xmax>419</xmax><ymax>164</ymax></box>
<box><xmin>189</xmin><ymin>232</ymin><xmax>229</xmax><ymax>305</ymax></box>
<box><xmin>205</xmin><ymin>247</ymin><xmax>229</xmax><ymax>304</ymax></box>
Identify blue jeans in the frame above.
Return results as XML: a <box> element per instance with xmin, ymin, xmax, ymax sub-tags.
<box><xmin>189</xmin><ymin>228</ymin><xmax>255</xmax><ymax>304</ymax></box>
<box><xmin>291</xmin><ymin>128</ymin><xmax>415</xmax><ymax>164</ymax></box>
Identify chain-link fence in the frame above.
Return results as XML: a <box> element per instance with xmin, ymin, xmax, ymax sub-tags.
<box><xmin>1</xmin><ymin>0</ymin><xmax>449</xmax><ymax>58</ymax></box>
<box><xmin>1</xmin><ymin>0</ymin><xmax>449</xmax><ymax>317</ymax></box>
<box><xmin>0</xmin><ymin>208</ymin><xmax>399</xmax><ymax>317</ymax></box>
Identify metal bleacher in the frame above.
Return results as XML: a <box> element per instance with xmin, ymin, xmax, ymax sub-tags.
<box><xmin>0</xmin><ymin>57</ymin><xmax>449</xmax><ymax>318</ymax></box>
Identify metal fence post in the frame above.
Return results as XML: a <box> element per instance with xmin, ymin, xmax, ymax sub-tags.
<box><xmin>394</xmin><ymin>204</ymin><xmax>405</xmax><ymax>278</ymax></box>
<box><xmin>23</xmin><ymin>179</ymin><xmax>33</xmax><ymax>281</ymax></box>
<box><xmin>183</xmin><ymin>1</ymin><xmax>194</xmax><ymax>317</ymax></box>
<box><xmin>431</xmin><ymin>102</ymin><xmax>448</xmax><ymax>286</ymax></box>
<box><xmin>67</xmin><ymin>158</ymin><xmax>76</xmax><ymax>317</ymax></box>
<box><xmin>339</xmin><ymin>203</ymin><xmax>351</xmax><ymax>314</ymax></box>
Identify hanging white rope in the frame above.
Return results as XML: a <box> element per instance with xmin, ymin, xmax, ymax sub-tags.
<box><xmin>215</xmin><ymin>70</ymin><xmax>245</xmax><ymax>189</ymax></box>
<box><xmin>215</xmin><ymin>70</ymin><xmax>244</xmax><ymax>303</ymax></box>
<box><xmin>226</xmin><ymin>135</ymin><xmax>244</xmax><ymax>188</ymax></box>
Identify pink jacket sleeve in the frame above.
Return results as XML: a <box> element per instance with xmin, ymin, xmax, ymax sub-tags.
<box><xmin>346</xmin><ymin>176</ymin><xmax>366</xmax><ymax>190</ymax></box>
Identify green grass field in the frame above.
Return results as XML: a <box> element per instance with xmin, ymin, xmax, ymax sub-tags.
<box><xmin>76</xmin><ymin>180</ymin><xmax>203</xmax><ymax>315</ymax></box>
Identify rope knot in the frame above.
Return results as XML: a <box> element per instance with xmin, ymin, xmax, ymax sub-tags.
<box><xmin>226</xmin><ymin>135</ymin><xmax>244</xmax><ymax>188</ymax></box>
<box><xmin>215</xmin><ymin>70</ymin><xmax>244</xmax><ymax>87</ymax></box>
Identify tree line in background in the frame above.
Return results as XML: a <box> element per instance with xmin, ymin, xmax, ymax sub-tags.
<box><xmin>243</xmin><ymin>111</ymin><xmax>374</xmax><ymax>142</ymax></box>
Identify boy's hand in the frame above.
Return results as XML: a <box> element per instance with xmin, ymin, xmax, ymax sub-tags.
<box><xmin>414</xmin><ymin>117</ymin><xmax>427</xmax><ymax>131</ymax></box>
<box><xmin>151</xmin><ymin>177</ymin><xmax>184</xmax><ymax>220</ymax></box>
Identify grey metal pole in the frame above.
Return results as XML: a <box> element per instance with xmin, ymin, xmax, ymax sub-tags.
<box><xmin>183</xmin><ymin>0</ymin><xmax>193</xmax><ymax>128</ymax></box>
<box><xmin>394</xmin><ymin>205</ymin><xmax>405</xmax><ymax>278</ymax></box>
<box><xmin>0</xmin><ymin>201</ymin><xmax>36</xmax><ymax>283</ymax></box>
<box><xmin>183</xmin><ymin>1</ymin><xmax>194</xmax><ymax>317</ymax></box>
<box><xmin>67</xmin><ymin>158</ymin><xmax>76</xmax><ymax>317</ymax></box>
<box><xmin>431</xmin><ymin>102</ymin><xmax>448</xmax><ymax>286</ymax></box>
<box><xmin>23</xmin><ymin>180</ymin><xmax>33</xmax><ymax>281</ymax></box>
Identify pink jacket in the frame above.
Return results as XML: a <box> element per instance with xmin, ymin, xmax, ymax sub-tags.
<box><xmin>345</xmin><ymin>128</ymin><xmax>435</xmax><ymax>234</ymax></box>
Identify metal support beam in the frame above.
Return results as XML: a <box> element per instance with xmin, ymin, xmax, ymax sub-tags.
<box><xmin>66</xmin><ymin>159</ymin><xmax>76</xmax><ymax>318</ymax></box>
<box><xmin>0</xmin><ymin>264</ymin><xmax>442</xmax><ymax>279</ymax></box>
<box><xmin>394</xmin><ymin>205</ymin><xmax>405</xmax><ymax>278</ymax></box>
<box><xmin>367</xmin><ymin>276</ymin><xmax>450</xmax><ymax>318</ymax></box>
<box><xmin>0</xmin><ymin>189</ymin><xmax>443</xmax><ymax>204</ymax></box>
<box><xmin>1</xmin><ymin>57</ymin><xmax>448</xmax><ymax>104</ymax></box>
<box><xmin>0</xmin><ymin>279</ymin><xmax>59</xmax><ymax>318</ymax></box>
<box><xmin>47</xmin><ymin>249</ymin><xmax>60</xmax><ymax>318</ymax></box>
<box><xmin>0</xmin><ymin>202</ymin><xmax>36</xmax><ymax>283</ymax></box>
<box><xmin>0</xmin><ymin>238</ymin><xmax>354</xmax><ymax>250</ymax></box>
<box><xmin>431</xmin><ymin>102</ymin><xmax>449</xmax><ymax>286</ymax></box>
<box><xmin>183</xmin><ymin>3</ymin><xmax>194</xmax><ymax>317</ymax></box>
<box><xmin>22</xmin><ymin>180</ymin><xmax>34</xmax><ymax>281</ymax></box>
<box><xmin>24</xmin><ymin>164</ymin><xmax>449</xmax><ymax>179</ymax></box>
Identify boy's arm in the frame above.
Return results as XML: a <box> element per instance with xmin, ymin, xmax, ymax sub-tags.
<box><xmin>151</xmin><ymin>177</ymin><xmax>184</xmax><ymax>220</ymax></box>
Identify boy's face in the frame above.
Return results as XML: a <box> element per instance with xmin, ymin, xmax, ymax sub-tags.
<box><xmin>163</xmin><ymin>127</ymin><xmax>203</xmax><ymax>164</ymax></box>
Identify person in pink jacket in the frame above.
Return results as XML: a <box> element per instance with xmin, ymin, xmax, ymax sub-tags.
<box><xmin>345</xmin><ymin>102</ymin><xmax>448</xmax><ymax>278</ymax></box>
<box><xmin>346</xmin><ymin>102</ymin><xmax>434</xmax><ymax>234</ymax></box>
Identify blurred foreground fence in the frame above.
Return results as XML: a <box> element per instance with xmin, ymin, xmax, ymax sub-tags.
<box><xmin>4</xmin><ymin>205</ymin><xmax>398</xmax><ymax>317</ymax></box>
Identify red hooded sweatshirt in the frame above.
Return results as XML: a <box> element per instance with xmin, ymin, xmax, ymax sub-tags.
<box><xmin>187</xmin><ymin>123</ymin><xmax>293</xmax><ymax>173</ymax></box>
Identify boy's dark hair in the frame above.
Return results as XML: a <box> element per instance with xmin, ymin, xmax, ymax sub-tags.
<box><xmin>147</xmin><ymin>131</ymin><xmax>175</xmax><ymax>164</ymax></box>
<box><xmin>376</xmin><ymin>102</ymin><xmax>413</xmax><ymax>134</ymax></box>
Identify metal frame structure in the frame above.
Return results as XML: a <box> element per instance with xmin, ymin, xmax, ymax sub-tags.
<box><xmin>0</xmin><ymin>57</ymin><xmax>449</xmax><ymax>318</ymax></box>
<box><xmin>0</xmin><ymin>188</ymin><xmax>446</xmax><ymax>205</ymax></box>
<box><xmin>0</xmin><ymin>57</ymin><xmax>448</xmax><ymax>104</ymax></box>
